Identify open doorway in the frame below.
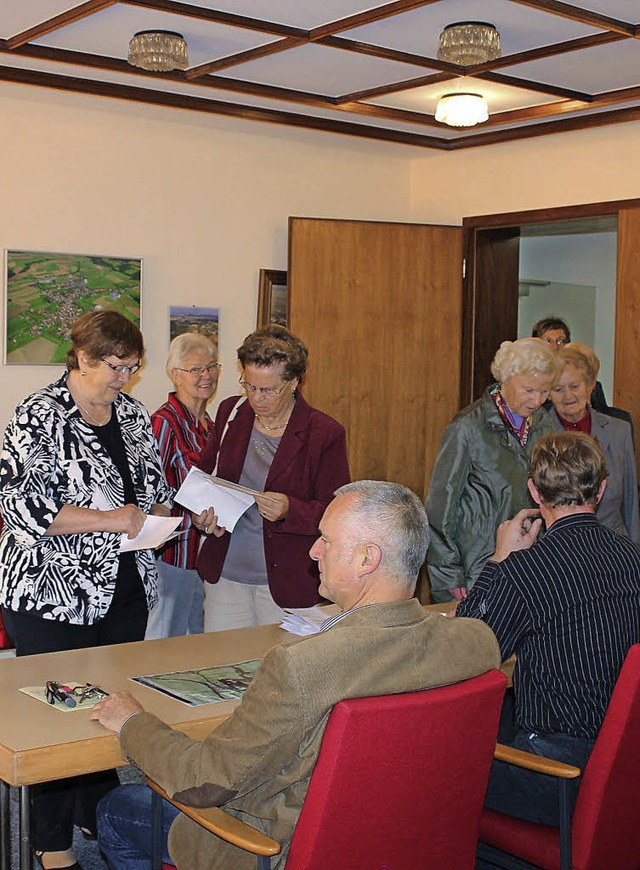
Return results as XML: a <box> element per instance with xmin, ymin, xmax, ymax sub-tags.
<box><xmin>517</xmin><ymin>215</ymin><xmax>618</xmax><ymax>401</ymax></box>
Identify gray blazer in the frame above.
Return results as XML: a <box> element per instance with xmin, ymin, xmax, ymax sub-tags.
<box><xmin>550</xmin><ymin>407</ymin><xmax>639</xmax><ymax>543</ymax></box>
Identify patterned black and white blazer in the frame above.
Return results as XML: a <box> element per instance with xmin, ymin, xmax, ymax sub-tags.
<box><xmin>0</xmin><ymin>374</ymin><xmax>172</xmax><ymax>625</ymax></box>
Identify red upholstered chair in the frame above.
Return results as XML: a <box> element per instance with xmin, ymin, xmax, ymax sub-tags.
<box><xmin>149</xmin><ymin>668</ymin><xmax>506</xmax><ymax>870</ymax></box>
<box><xmin>478</xmin><ymin>643</ymin><xmax>640</xmax><ymax>870</ymax></box>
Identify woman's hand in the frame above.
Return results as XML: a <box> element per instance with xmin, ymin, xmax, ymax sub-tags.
<box><xmin>192</xmin><ymin>507</ymin><xmax>226</xmax><ymax>537</ymax></box>
<box><xmin>255</xmin><ymin>491</ymin><xmax>289</xmax><ymax>522</ymax></box>
<box><xmin>104</xmin><ymin>504</ymin><xmax>147</xmax><ymax>539</ymax></box>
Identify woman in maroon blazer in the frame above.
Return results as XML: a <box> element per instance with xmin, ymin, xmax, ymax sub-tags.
<box><xmin>195</xmin><ymin>325</ymin><xmax>350</xmax><ymax>631</ymax></box>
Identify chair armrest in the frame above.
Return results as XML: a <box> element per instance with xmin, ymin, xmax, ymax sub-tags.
<box><xmin>145</xmin><ymin>777</ymin><xmax>281</xmax><ymax>857</ymax></box>
<box><xmin>494</xmin><ymin>743</ymin><xmax>581</xmax><ymax>779</ymax></box>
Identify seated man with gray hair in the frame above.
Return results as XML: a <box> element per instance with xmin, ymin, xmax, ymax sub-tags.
<box><xmin>92</xmin><ymin>480</ymin><xmax>500</xmax><ymax>870</ymax></box>
<box><xmin>457</xmin><ymin>431</ymin><xmax>640</xmax><ymax>825</ymax></box>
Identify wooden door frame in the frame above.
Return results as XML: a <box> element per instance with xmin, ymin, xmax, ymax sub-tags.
<box><xmin>461</xmin><ymin>196</ymin><xmax>640</xmax><ymax>406</ymax></box>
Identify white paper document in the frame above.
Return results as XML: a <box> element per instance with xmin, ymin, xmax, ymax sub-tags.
<box><xmin>279</xmin><ymin>605</ymin><xmax>334</xmax><ymax>636</ymax></box>
<box><xmin>174</xmin><ymin>467</ymin><xmax>256</xmax><ymax>532</ymax></box>
<box><xmin>119</xmin><ymin>515</ymin><xmax>183</xmax><ymax>553</ymax></box>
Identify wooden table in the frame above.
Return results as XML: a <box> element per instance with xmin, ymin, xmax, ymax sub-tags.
<box><xmin>0</xmin><ymin>603</ymin><xmax>511</xmax><ymax>869</ymax></box>
<box><xmin>0</xmin><ymin>623</ymin><xmax>286</xmax><ymax>870</ymax></box>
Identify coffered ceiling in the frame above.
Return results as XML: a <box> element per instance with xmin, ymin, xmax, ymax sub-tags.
<box><xmin>2</xmin><ymin>0</ymin><xmax>640</xmax><ymax>150</ymax></box>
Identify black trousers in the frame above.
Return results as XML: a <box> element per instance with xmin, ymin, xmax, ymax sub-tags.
<box><xmin>2</xmin><ymin>578</ymin><xmax>148</xmax><ymax>852</ymax></box>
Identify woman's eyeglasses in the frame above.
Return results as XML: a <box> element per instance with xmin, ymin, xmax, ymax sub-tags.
<box><xmin>175</xmin><ymin>363</ymin><xmax>221</xmax><ymax>376</ymax></box>
<box><xmin>239</xmin><ymin>378</ymin><xmax>286</xmax><ymax>397</ymax></box>
<box><xmin>101</xmin><ymin>358</ymin><xmax>141</xmax><ymax>375</ymax></box>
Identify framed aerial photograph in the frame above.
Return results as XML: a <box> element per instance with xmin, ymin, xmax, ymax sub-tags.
<box><xmin>5</xmin><ymin>250</ymin><xmax>142</xmax><ymax>365</ymax></box>
<box><xmin>257</xmin><ymin>269</ymin><xmax>288</xmax><ymax>327</ymax></box>
<box><xmin>169</xmin><ymin>306</ymin><xmax>219</xmax><ymax>355</ymax></box>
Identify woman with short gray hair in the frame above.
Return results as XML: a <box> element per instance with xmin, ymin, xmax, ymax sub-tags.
<box><xmin>426</xmin><ymin>338</ymin><xmax>560</xmax><ymax>602</ymax></box>
<box><xmin>146</xmin><ymin>331</ymin><xmax>220</xmax><ymax>639</ymax></box>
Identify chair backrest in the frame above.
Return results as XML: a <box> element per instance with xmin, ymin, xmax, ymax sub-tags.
<box><xmin>571</xmin><ymin>643</ymin><xmax>640</xmax><ymax>870</ymax></box>
<box><xmin>285</xmin><ymin>669</ymin><xmax>507</xmax><ymax>870</ymax></box>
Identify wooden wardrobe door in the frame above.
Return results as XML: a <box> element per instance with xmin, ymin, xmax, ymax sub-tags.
<box><xmin>288</xmin><ymin>217</ymin><xmax>462</xmax><ymax>500</ymax></box>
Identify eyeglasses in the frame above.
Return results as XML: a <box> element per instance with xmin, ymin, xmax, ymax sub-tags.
<box><xmin>101</xmin><ymin>358</ymin><xmax>141</xmax><ymax>375</ymax></box>
<box><xmin>45</xmin><ymin>680</ymin><xmax>108</xmax><ymax>706</ymax></box>
<box><xmin>176</xmin><ymin>363</ymin><xmax>221</xmax><ymax>377</ymax></box>
<box><xmin>239</xmin><ymin>377</ymin><xmax>287</xmax><ymax>397</ymax></box>
<box><xmin>542</xmin><ymin>337</ymin><xmax>568</xmax><ymax>347</ymax></box>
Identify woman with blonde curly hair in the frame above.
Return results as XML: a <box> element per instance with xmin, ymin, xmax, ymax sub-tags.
<box><xmin>550</xmin><ymin>343</ymin><xmax>638</xmax><ymax>542</ymax></box>
<box><xmin>426</xmin><ymin>338</ymin><xmax>561</xmax><ymax>602</ymax></box>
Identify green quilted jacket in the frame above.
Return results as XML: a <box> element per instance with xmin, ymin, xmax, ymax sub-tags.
<box><xmin>426</xmin><ymin>385</ymin><xmax>553</xmax><ymax>602</ymax></box>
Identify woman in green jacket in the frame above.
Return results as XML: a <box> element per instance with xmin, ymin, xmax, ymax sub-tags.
<box><xmin>426</xmin><ymin>338</ymin><xmax>560</xmax><ymax>602</ymax></box>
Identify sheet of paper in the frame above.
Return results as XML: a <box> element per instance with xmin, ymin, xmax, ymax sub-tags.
<box><xmin>119</xmin><ymin>515</ymin><xmax>182</xmax><ymax>552</ymax></box>
<box><xmin>280</xmin><ymin>605</ymin><xmax>335</xmax><ymax>636</ymax></box>
<box><xmin>174</xmin><ymin>467</ymin><xmax>256</xmax><ymax>532</ymax></box>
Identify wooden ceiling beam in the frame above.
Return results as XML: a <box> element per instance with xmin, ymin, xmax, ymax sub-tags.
<box><xmin>318</xmin><ymin>35</ymin><xmax>461</xmax><ymax>72</ymax></box>
<box><xmin>121</xmin><ymin>0</ymin><xmax>307</xmax><ymax>39</ymax></box>
<box><xmin>0</xmin><ymin>63</ymin><xmax>451</xmax><ymax>149</ymax></box>
<box><xmin>477</xmin><ymin>71</ymin><xmax>594</xmax><ymax>102</ymax></box>
<box><xmin>6</xmin><ymin>0</ymin><xmax>117</xmax><ymax>49</ymax></box>
<box><xmin>506</xmin><ymin>0</ymin><xmax>636</xmax><ymax>37</ymax></box>
<box><xmin>449</xmin><ymin>102</ymin><xmax>640</xmax><ymax>149</ymax></box>
<box><xmin>0</xmin><ymin>40</ymin><xmax>337</xmax><ymax>107</ymax></box>
<box><xmin>471</xmin><ymin>31</ymin><xmax>627</xmax><ymax>72</ymax></box>
<box><xmin>308</xmin><ymin>0</ymin><xmax>441</xmax><ymax>40</ymax></box>
<box><xmin>185</xmin><ymin>37</ymin><xmax>305</xmax><ymax>79</ymax></box>
<box><xmin>336</xmin><ymin>72</ymin><xmax>457</xmax><ymax>105</ymax></box>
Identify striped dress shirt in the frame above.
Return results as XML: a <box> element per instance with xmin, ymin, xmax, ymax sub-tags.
<box><xmin>457</xmin><ymin>513</ymin><xmax>640</xmax><ymax>738</ymax></box>
<box><xmin>152</xmin><ymin>393</ymin><xmax>212</xmax><ymax>570</ymax></box>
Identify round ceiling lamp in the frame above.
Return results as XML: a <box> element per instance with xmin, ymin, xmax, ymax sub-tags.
<box><xmin>437</xmin><ymin>22</ymin><xmax>501</xmax><ymax>66</ymax></box>
<box><xmin>435</xmin><ymin>93</ymin><xmax>489</xmax><ymax>127</ymax></box>
<box><xmin>127</xmin><ymin>30</ymin><xmax>189</xmax><ymax>72</ymax></box>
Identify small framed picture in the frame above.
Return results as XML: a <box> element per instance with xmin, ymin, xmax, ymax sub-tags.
<box><xmin>257</xmin><ymin>270</ymin><xmax>288</xmax><ymax>327</ymax></box>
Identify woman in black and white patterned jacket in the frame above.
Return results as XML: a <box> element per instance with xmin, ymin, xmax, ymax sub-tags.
<box><xmin>0</xmin><ymin>310</ymin><xmax>171</xmax><ymax>870</ymax></box>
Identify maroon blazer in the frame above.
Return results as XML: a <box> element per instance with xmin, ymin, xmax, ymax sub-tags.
<box><xmin>196</xmin><ymin>393</ymin><xmax>350</xmax><ymax>607</ymax></box>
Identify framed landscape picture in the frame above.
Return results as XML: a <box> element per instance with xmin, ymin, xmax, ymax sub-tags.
<box><xmin>257</xmin><ymin>269</ymin><xmax>288</xmax><ymax>327</ymax></box>
<box><xmin>169</xmin><ymin>306</ymin><xmax>219</xmax><ymax>358</ymax></box>
<box><xmin>5</xmin><ymin>250</ymin><xmax>142</xmax><ymax>365</ymax></box>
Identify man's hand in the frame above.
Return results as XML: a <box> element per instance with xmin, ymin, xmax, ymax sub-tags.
<box><xmin>492</xmin><ymin>509</ymin><xmax>542</xmax><ymax>562</ymax></box>
<box><xmin>450</xmin><ymin>587</ymin><xmax>467</xmax><ymax>601</ymax></box>
<box><xmin>89</xmin><ymin>690</ymin><xmax>145</xmax><ymax>733</ymax></box>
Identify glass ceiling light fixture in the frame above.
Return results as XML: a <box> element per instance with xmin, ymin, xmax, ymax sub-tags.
<box><xmin>437</xmin><ymin>21</ymin><xmax>501</xmax><ymax>67</ymax></box>
<box><xmin>127</xmin><ymin>30</ymin><xmax>189</xmax><ymax>72</ymax></box>
<box><xmin>435</xmin><ymin>93</ymin><xmax>489</xmax><ymax>127</ymax></box>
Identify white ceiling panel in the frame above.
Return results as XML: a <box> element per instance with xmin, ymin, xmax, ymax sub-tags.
<box><xmin>0</xmin><ymin>0</ymin><xmax>639</xmax><ymax>150</ymax></box>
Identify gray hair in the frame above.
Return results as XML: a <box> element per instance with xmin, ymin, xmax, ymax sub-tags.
<box><xmin>491</xmin><ymin>337</ymin><xmax>560</xmax><ymax>383</ymax></box>
<box><xmin>334</xmin><ymin>480</ymin><xmax>430</xmax><ymax>592</ymax></box>
<box><xmin>166</xmin><ymin>332</ymin><xmax>217</xmax><ymax>381</ymax></box>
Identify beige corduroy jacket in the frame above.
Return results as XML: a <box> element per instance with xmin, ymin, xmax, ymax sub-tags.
<box><xmin>120</xmin><ymin>598</ymin><xmax>501</xmax><ymax>870</ymax></box>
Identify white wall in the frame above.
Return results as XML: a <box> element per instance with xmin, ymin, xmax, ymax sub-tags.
<box><xmin>0</xmin><ymin>83</ymin><xmax>413</xmax><ymax>430</ymax></box>
<box><xmin>517</xmin><ymin>233</ymin><xmax>618</xmax><ymax>396</ymax></box>
<box><xmin>409</xmin><ymin>122</ymin><xmax>640</xmax><ymax>223</ymax></box>
<box><xmin>4</xmin><ymin>81</ymin><xmax>640</xmax><ymax>432</ymax></box>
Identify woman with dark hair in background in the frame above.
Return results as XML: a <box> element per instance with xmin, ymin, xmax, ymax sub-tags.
<box><xmin>195</xmin><ymin>325</ymin><xmax>350</xmax><ymax>631</ymax></box>
<box><xmin>0</xmin><ymin>310</ymin><xmax>171</xmax><ymax>869</ymax></box>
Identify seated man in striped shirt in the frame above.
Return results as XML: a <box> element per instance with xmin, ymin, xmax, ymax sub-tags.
<box><xmin>457</xmin><ymin>430</ymin><xmax>640</xmax><ymax>825</ymax></box>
